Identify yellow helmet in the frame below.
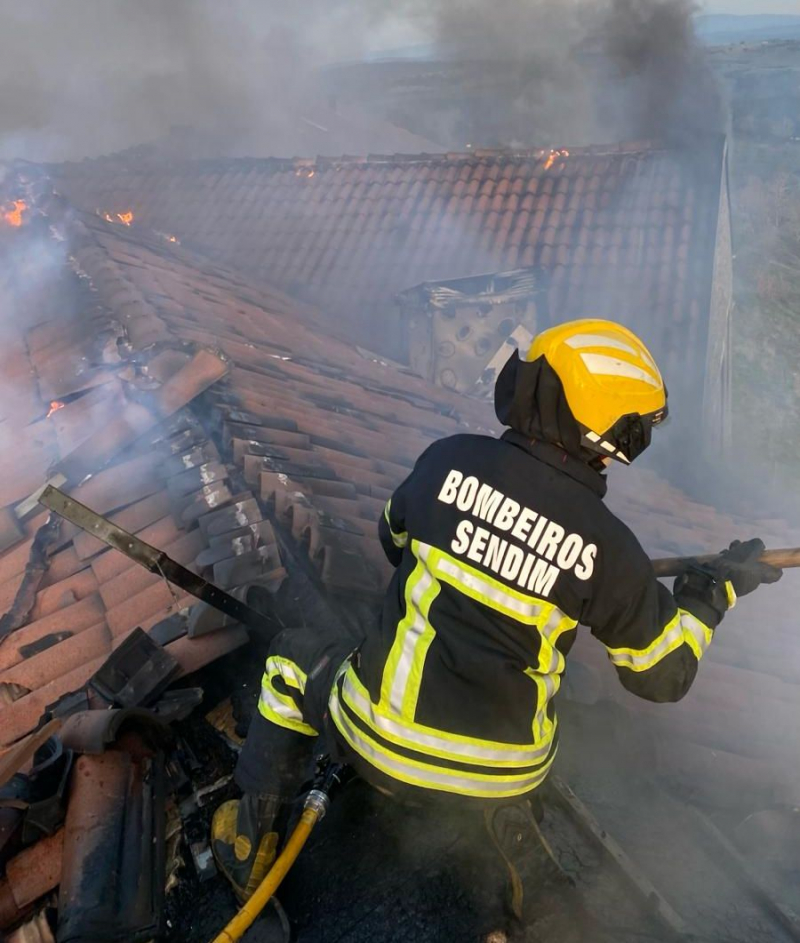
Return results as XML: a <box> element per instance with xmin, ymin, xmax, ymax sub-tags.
<box><xmin>496</xmin><ymin>319</ymin><xmax>668</xmax><ymax>465</ymax></box>
<box><xmin>495</xmin><ymin>320</ymin><xmax>667</xmax><ymax>470</ymax></box>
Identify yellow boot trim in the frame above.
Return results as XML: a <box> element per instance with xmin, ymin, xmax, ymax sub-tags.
<box><xmin>212</xmin><ymin>800</ymin><xmax>239</xmax><ymax>843</ymax></box>
<box><xmin>234</xmin><ymin>835</ymin><xmax>252</xmax><ymax>861</ymax></box>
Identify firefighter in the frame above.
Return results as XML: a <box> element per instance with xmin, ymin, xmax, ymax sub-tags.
<box><xmin>211</xmin><ymin>319</ymin><xmax>781</xmax><ymax>935</ymax></box>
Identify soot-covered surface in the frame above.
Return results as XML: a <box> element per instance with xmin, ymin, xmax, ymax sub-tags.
<box><xmin>164</xmin><ymin>650</ymin><xmax>671</xmax><ymax>943</ymax></box>
<box><xmin>163</xmin><ymin>667</ymin><xmax>800</xmax><ymax>943</ymax></box>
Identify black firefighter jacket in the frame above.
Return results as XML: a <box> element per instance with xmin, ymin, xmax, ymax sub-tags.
<box><xmin>328</xmin><ymin>432</ymin><xmax>715</xmax><ymax>800</ymax></box>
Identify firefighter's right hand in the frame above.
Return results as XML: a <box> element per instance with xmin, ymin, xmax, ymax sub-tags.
<box><xmin>715</xmin><ymin>538</ymin><xmax>783</xmax><ymax>598</ymax></box>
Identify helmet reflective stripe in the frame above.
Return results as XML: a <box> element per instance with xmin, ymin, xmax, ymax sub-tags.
<box><xmin>579</xmin><ymin>353</ymin><xmax>662</xmax><ymax>388</ymax></box>
<box><xmin>521</xmin><ymin>319</ymin><xmax>667</xmax><ymax>465</ymax></box>
<box><xmin>563</xmin><ymin>333</ymin><xmax>639</xmax><ymax>357</ymax></box>
<box><xmin>564</xmin><ymin>332</ymin><xmax>659</xmax><ymax>373</ymax></box>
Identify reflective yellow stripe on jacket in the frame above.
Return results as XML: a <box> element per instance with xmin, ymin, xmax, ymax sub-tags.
<box><xmin>258</xmin><ymin>655</ymin><xmax>318</xmax><ymax>736</ymax></box>
<box><xmin>604</xmin><ymin>608</ymin><xmax>713</xmax><ymax>672</ymax></box>
<box><xmin>329</xmin><ymin>539</ymin><xmax>575</xmax><ymax>799</ymax></box>
<box><xmin>384</xmin><ymin>499</ymin><xmax>408</xmax><ymax>549</ymax></box>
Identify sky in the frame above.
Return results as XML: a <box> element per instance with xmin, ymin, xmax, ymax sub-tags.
<box><xmin>700</xmin><ymin>1</ymin><xmax>800</xmax><ymax>12</ymax></box>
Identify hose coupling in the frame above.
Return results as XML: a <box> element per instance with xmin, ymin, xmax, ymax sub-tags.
<box><xmin>303</xmin><ymin>789</ymin><xmax>331</xmax><ymax>821</ymax></box>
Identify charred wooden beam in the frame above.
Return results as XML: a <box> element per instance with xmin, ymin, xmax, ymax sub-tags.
<box><xmin>0</xmin><ymin>516</ymin><xmax>62</xmax><ymax>641</ymax></box>
<box><xmin>39</xmin><ymin>486</ymin><xmax>271</xmax><ymax>635</ymax></box>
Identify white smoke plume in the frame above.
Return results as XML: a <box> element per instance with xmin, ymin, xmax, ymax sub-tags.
<box><xmin>0</xmin><ymin>0</ymin><xmax>722</xmax><ymax>161</ymax></box>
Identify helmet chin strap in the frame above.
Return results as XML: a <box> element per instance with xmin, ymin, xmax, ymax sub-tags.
<box><xmin>587</xmin><ymin>454</ymin><xmax>611</xmax><ymax>473</ymax></box>
<box><xmin>542</xmin><ymin>437</ymin><xmax>611</xmax><ymax>474</ymax></box>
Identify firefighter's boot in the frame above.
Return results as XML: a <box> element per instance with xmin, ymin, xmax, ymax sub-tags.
<box><xmin>485</xmin><ymin>800</ymin><xmax>595</xmax><ymax>942</ymax></box>
<box><xmin>211</xmin><ymin>792</ymin><xmax>284</xmax><ymax>902</ymax></box>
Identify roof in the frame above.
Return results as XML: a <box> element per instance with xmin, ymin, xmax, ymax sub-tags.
<box><xmin>2</xmin><ymin>165</ymin><xmax>799</xmax><ymax>840</ymax></box>
<box><xmin>0</xmin><ymin>166</ymin><xmax>495</xmax><ymax>752</ymax></box>
<box><xmin>52</xmin><ymin>138</ymin><xmax>729</xmax><ymax>392</ymax></box>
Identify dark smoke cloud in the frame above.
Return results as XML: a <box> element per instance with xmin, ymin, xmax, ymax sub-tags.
<box><xmin>0</xmin><ymin>0</ymin><xmax>721</xmax><ymax>161</ymax></box>
<box><xmin>598</xmin><ymin>0</ymin><xmax>724</xmax><ymax>141</ymax></box>
<box><xmin>398</xmin><ymin>0</ymin><xmax>724</xmax><ymax>147</ymax></box>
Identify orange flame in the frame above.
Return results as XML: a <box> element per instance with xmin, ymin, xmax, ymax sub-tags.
<box><xmin>46</xmin><ymin>401</ymin><xmax>66</xmax><ymax>419</ymax></box>
<box><xmin>543</xmin><ymin>149</ymin><xmax>570</xmax><ymax>171</ymax></box>
<box><xmin>101</xmin><ymin>210</ymin><xmax>134</xmax><ymax>225</ymax></box>
<box><xmin>2</xmin><ymin>200</ymin><xmax>27</xmax><ymax>227</ymax></box>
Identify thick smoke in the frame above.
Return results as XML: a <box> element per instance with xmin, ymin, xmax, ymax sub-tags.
<box><xmin>597</xmin><ymin>0</ymin><xmax>724</xmax><ymax>141</ymax></box>
<box><xmin>0</xmin><ymin>0</ymin><xmax>721</xmax><ymax>160</ymax></box>
<box><xmin>414</xmin><ymin>0</ymin><xmax>724</xmax><ymax>146</ymax></box>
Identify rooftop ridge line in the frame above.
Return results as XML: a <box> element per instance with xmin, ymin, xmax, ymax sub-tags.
<box><xmin>49</xmin><ymin>139</ymin><xmax>680</xmax><ymax>174</ymax></box>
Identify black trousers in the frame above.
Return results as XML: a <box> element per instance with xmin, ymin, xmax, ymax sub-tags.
<box><xmin>235</xmin><ymin>626</ymin><xmax>470</xmax><ymax>806</ymax></box>
<box><xmin>235</xmin><ymin>627</ymin><xmax>353</xmax><ymax>797</ymax></box>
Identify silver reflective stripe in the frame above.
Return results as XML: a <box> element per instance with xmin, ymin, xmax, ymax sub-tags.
<box><xmin>541</xmin><ymin>673</ymin><xmax>558</xmax><ymax>703</ymax></box>
<box><xmin>265</xmin><ymin>657</ymin><xmax>307</xmax><ymax>692</ymax></box>
<box><xmin>564</xmin><ymin>333</ymin><xmax>638</xmax><ymax>356</ymax></box>
<box><xmin>529</xmin><ymin>671</ymin><xmax>558</xmax><ymax>736</ymax></box>
<box><xmin>538</xmin><ymin>612</ymin><xmax>567</xmax><ymax>675</ymax></box>
<box><xmin>342</xmin><ymin>670</ymin><xmax>552</xmax><ymax>766</ymax></box>
<box><xmin>607</xmin><ymin>609</ymin><xmax>714</xmax><ymax>672</ymax></box>
<box><xmin>681</xmin><ymin>611</ymin><xmax>712</xmax><ymax>655</ymax></box>
<box><xmin>260</xmin><ymin>683</ymin><xmax>303</xmax><ymax>724</ymax></box>
<box><xmin>540</xmin><ymin>607</ymin><xmax>575</xmax><ymax>642</ymax></box>
<box><xmin>542</xmin><ymin>645</ymin><xmax>561</xmax><ymax>675</ymax></box>
<box><xmin>330</xmin><ymin>695</ymin><xmax>554</xmax><ymax>797</ymax></box>
<box><xmin>435</xmin><ymin>555</ymin><xmax>545</xmax><ymax>621</ymax></box>
<box><xmin>579</xmin><ymin>352</ymin><xmax>661</xmax><ymax>388</ymax></box>
<box><xmin>606</xmin><ymin>620</ymin><xmax>685</xmax><ymax>670</ymax></box>
<box><xmin>389</xmin><ymin>550</ymin><xmax>435</xmax><ymax>714</ymax></box>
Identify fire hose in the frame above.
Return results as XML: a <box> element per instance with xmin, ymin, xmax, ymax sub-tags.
<box><xmin>209</xmin><ymin>763</ymin><xmax>347</xmax><ymax>943</ymax></box>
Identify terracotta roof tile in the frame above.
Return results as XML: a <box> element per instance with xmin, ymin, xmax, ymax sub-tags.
<box><xmin>29</xmin><ymin>570</ymin><xmax>100</xmax><ymax>621</ymax></box>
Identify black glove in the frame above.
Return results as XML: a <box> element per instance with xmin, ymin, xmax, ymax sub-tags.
<box><xmin>714</xmin><ymin>538</ymin><xmax>783</xmax><ymax>598</ymax></box>
<box><xmin>674</xmin><ymin>538</ymin><xmax>782</xmax><ymax>628</ymax></box>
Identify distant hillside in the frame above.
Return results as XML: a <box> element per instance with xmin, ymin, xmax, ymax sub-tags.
<box><xmin>696</xmin><ymin>14</ymin><xmax>800</xmax><ymax>45</ymax></box>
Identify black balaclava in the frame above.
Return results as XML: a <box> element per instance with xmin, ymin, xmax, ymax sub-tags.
<box><xmin>495</xmin><ymin>350</ymin><xmax>604</xmax><ymax>469</ymax></box>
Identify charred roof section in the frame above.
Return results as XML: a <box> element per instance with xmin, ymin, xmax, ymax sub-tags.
<box><xmin>52</xmin><ymin>139</ymin><xmax>729</xmax><ymax>382</ymax></box>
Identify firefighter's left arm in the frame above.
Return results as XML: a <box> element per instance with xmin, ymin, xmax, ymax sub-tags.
<box><xmin>379</xmin><ymin>481</ymin><xmax>411</xmax><ymax>567</ymax></box>
<box><xmin>586</xmin><ymin>567</ymin><xmax>719</xmax><ymax>704</ymax></box>
<box><xmin>378</xmin><ymin>440</ymin><xmax>446</xmax><ymax>566</ymax></box>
